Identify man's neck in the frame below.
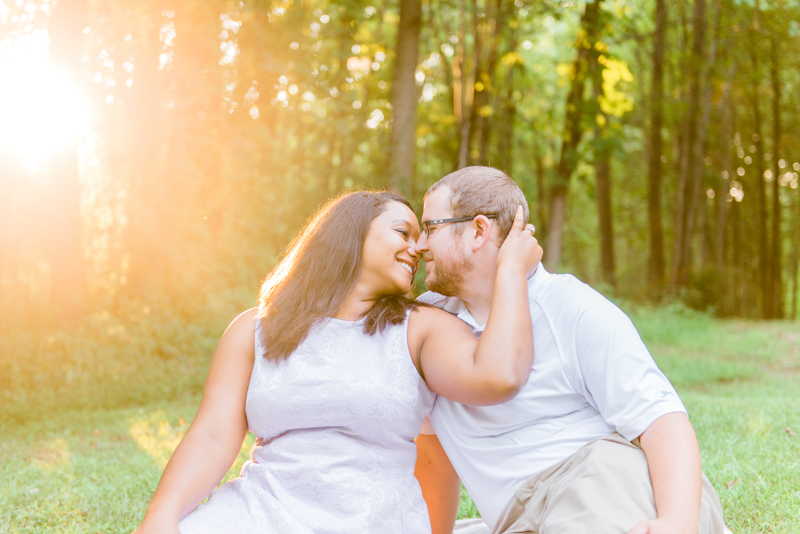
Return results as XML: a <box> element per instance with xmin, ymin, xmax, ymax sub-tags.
<box><xmin>457</xmin><ymin>261</ymin><xmax>538</xmax><ymax>327</ymax></box>
<box><xmin>458</xmin><ymin>264</ymin><xmax>497</xmax><ymax>327</ymax></box>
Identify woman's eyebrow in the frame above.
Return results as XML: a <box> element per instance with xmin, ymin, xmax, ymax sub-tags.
<box><xmin>392</xmin><ymin>219</ymin><xmax>414</xmax><ymax>226</ymax></box>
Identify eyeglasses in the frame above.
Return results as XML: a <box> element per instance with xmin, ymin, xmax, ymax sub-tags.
<box><xmin>421</xmin><ymin>215</ymin><xmax>498</xmax><ymax>238</ymax></box>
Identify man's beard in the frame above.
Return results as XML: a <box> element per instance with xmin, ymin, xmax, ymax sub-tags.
<box><xmin>425</xmin><ymin>244</ymin><xmax>473</xmax><ymax>297</ymax></box>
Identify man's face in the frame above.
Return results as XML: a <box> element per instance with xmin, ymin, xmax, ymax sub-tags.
<box><xmin>416</xmin><ymin>187</ymin><xmax>473</xmax><ymax>297</ymax></box>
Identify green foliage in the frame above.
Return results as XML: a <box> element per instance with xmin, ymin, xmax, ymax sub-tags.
<box><xmin>3</xmin><ymin>0</ymin><xmax>800</xmax><ymax>321</ymax></box>
<box><xmin>0</xmin><ymin>289</ymin><xmax>252</xmax><ymax>425</ymax></box>
<box><xmin>457</xmin><ymin>484</ymin><xmax>480</xmax><ymax>520</ymax></box>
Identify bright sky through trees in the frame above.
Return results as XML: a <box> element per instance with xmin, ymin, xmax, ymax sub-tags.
<box><xmin>0</xmin><ymin>0</ymin><xmax>799</xmax><ymax>324</ymax></box>
<box><xmin>0</xmin><ymin>3</ymin><xmax>88</xmax><ymax>170</ymax></box>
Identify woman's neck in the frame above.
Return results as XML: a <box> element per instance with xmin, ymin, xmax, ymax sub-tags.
<box><xmin>334</xmin><ymin>282</ymin><xmax>375</xmax><ymax>320</ymax></box>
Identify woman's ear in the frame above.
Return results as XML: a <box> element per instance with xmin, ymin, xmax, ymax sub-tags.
<box><xmin>470</xmin><ymin>215</ymin><xmax>495</xmax><ymax>252</ymax></box>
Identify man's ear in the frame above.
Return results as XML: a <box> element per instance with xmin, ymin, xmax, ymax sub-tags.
<box><xmin>470</xmin><ymin>215</ymin><xmax>496</xmax><ymax>252</ymax></box>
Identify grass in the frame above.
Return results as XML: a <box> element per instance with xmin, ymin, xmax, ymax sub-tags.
<box><xmin>0</xmin><ymin>400</ymin><xmax>254</xmax><ymax>534</ymax></box>
<box><xmin>1</xmin><ymin>302</ymin><xmax>799</xmax><ymax>533</ymax></box>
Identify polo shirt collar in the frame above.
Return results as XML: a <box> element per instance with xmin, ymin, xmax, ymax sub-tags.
<box><xmin>444</xmin><ymin>262</ymin><xmax>549</xmax><ymax>334</ymax></box>
<box><xmin>526</xmin><ymin>262</ymin><xmax>550</xmax><ymax>301</ymax></box>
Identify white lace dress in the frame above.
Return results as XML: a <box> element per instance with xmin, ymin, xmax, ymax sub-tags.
<box><xmin>178</xmin><ymin>314</ymin><xmax>435</xmax><ymax>534</ymax></box>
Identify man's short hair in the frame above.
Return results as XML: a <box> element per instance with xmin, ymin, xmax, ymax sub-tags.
<box><xmin>425</xmin><ymin>166</ymin><xmax>529</xmax><ymax>242</ymax></box>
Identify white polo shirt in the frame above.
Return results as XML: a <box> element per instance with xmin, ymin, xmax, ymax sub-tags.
<box><xmin>418</xmin><ymin>264</ymin><xmax>686</xmax><ymax>529</ymax></box>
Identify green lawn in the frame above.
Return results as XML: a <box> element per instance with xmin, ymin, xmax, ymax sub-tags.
<box><xmin>1</xmin><ymin>306</ymin><xmax>799</xmax><ymax>533</ymax></box>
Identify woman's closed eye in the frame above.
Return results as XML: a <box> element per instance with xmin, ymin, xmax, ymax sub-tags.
<box><xmin>395</xmin><ymin>228</ymin><xmax>410</xmax><ymax>239</ymax></box>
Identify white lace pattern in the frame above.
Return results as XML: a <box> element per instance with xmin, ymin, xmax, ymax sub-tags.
<box><xmin>178</xmin><ymin>314</ymin><xmax>435</xmax><ymax>534</ymax></box>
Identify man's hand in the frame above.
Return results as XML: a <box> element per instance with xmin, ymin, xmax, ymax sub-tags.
<box><xmin>497</xmin><ymin>206</ymin><xmax>542</xmax><ymax>274</ymax></box>
<box><xmin>627</xmin><ymin>518</ymin><xmax>692</xmax><ymax>534</ymax></box>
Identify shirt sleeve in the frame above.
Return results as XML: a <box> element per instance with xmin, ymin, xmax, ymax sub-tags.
<box><xmin>418</xmin><ymin>414</ymin><xmax>436</xmax><ymax>435</ymax></box>
<box><xmin>571</xmin><ymin>293</ymin><xmax>687</xmax><ymax>441</ymax></box>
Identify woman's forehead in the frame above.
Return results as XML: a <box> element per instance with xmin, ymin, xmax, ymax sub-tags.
<box><xmin>381</xmin><ymin>201</ymin><xmax>416</xmax><ymax>219</ymax></box>
<box><xmin>376</xmin><ymin>202</ymin><xmax>419</xmax><ymax>231</ymax></box>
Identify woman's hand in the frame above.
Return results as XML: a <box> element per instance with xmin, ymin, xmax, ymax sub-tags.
<box><xmin>132</xmin><ymin>520</ymin><xmax>181</xmax><ymax>534</ymax></box>
<box><xmin>496</xmin><ymin>206</ymin><xmax>543</xmax><ymax>275</ymax></box>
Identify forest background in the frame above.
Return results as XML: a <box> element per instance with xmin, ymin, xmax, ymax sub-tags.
<box><xmin>1</xmin><ymin>0</ymin><xmax>800</xmax><ymax>531</ymax></box>
<box><xmin>3</xmin><ymin>0</ymin><xmax>800</xmax><ymax>328</ymax></box>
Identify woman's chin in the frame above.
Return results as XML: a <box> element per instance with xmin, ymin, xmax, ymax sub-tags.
<box><xmin>380</xmin><ymin>281</ymin><xmax>412</xmax><ymax>297</ymax></box>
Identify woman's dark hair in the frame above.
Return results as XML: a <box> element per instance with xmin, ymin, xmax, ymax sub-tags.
<box><xmin>257</xmin><ymin>191</ymin><xmax>423</xmax><ymax>360</ymax></box>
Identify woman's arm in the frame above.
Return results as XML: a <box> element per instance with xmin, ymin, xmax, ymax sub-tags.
<box><xmin>409</xmin><ymin>207</ymin><xmax>541</xmax><ymax>406</ymax></box>
<box><xmin>134</xmin><ymin>309</ymin><xmax>257</xmax><ymax>534</ymax></box>
<box><xmin>415</xmin><ymin>434</ymin><xmax>461</xmax><ymax>534</ymax></box>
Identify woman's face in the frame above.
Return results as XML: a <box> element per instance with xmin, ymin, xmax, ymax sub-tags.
<box><xmin>359</xmin><ymin>201</ymin><xmax>421</xmax><ymax>297</ymax></box>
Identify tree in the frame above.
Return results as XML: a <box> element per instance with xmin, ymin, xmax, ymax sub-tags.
<box><xmin>543</xmin><ymin>0</ymin><xmax>603</xmax><ymax>270</ymax></box>
<box><xmin>47</xmin><ymin>0</ymin><xmax>88</xmax><ymax>321</ymax></box>
<box><xmin>590</xmin><ymin>46</ymin><xmax>615</xmax><ymax>287</ymax></box>
<box><xmin>670</xmin><ymin>0</ymin><xmax>706</xmax><ymax>289</ymax></box>
<box><xmin>647</xmin><ymin>0</ymin><xmax>666</xmax><ymax>298</ymax></box>
<box><xmin>747</xmin><ymin>4</ymin><xmax>770</xmax><ymax>317</ymax></box>
<box><xmin>390</xmin><ymin>0</ymin><xmax>422</xmax><ymax>194</ymax></box>
<box><xmin>769</xmin><ymin>36</ymin><xmax>782</xmax><ymax>318</ymax></box>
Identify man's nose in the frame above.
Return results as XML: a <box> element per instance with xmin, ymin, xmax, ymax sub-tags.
<box><xmin>415</xmin><ymin>231</ymin><xmax>429</xmax><ymax>254</ymax></box>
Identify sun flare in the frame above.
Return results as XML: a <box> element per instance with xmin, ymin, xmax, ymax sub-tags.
<box><xmin>0</xmin><ymin>28</ymin><xmax>89</xmax><ymax>170</ymax></box>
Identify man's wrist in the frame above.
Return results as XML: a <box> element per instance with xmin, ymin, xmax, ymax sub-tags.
<box><xmin>496</xmin><ymin>261</ymin><xmax>526</xmax><ymax>278</ymax></box>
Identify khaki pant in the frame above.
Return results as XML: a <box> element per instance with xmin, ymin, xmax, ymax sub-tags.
<box><xmin>453</xmin><ymin>433</ymin><xmax>727</xmax><ymax>534</ymax></box>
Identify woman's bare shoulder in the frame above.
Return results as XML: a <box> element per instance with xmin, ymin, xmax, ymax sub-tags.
<box><xmin>408</xmin><ymin>304</ymin><xmax>471</xmax><ymax>334</ymax></box>
<box><xmin>228</xmin><ymin>307</ymin><xmax>258</xmax><ymax>332</ymax></box>
<box><xmin>410</xmin><ymin>303</ymin><xmax>449</xmax><ymax>321</ymax></box>
<box><xmin>215</xmin><ymin>307</ymin><xmax>258</xmax><ymax>361</ymax></box>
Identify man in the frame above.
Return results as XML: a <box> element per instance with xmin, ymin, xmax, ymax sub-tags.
<box><xmin>413</xmin><ymin>167</ymin><xmax>726</xmax><ymax>534</ymax></box>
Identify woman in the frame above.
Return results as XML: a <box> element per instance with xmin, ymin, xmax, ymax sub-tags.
<box><xmin>135</xmin><ymin>191</ymin><xmax>540</xmax><ymax>534</ymax></box>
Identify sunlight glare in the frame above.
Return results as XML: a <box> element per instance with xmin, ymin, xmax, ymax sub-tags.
<box><xmin>0</xmin><ymin>28</ymin><xmax>89</xmax><ymax>170</ymax></box>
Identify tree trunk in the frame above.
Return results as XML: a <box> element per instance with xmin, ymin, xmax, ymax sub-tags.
<box><xmin>670</xmin><ymin>0</ymin><xmax>706</xmax><ymax>289</ymax></box>
<box><xmin>390</xmin><ymin>0</ymin><xmax>422</xmax><ymax>195</ymax></box>
<box><xmin>455</xmin><ymin>0</ymin><xmax>475</xmax><ymax>169</ymax></box>
<box><xmin>543</xmin><ymin>0</ymin><xmax>602</xmax><ymax>270</ymax></box>
<box><xmin>791</xmin><ymin>202</ymin><xmax>799</xmax><ymax>320</ymax></box>
<box><xmin>120</xmin><ymin>11</ymin><xmax>171</xmax><ymax>297</ymax></box>
<box><xmin>791</xmin><ymin>253</ymin><xmax>799</xmax><ymax>321</ymax></box>
<box><xmin>716</xmin><ymin>62</ymin><xmax>736</xmax><ymax>314</ymax></box>
<box><xmin>681</xmin><ymin>0</ymin><xmax>719</xmax><ymax>287</ymax></box>
<box><xmin>769</xmin><ymin>37</ymin><xmax>782</xmax><ymax>318</ymax></box>
<box><xmin>697</xmin><ymin>195</ymin><xmax>710</xmax><ymax>267</ymax></box>
<box><xmin>496</xmin><ymin>18</ymin><xmax>519</xmax><ymax>174</ymax></box>
<box><xmin>533</xmin><ymin>137</ymin><xmax>547</xmax><ymax>234</ymax></box>
<box><xmin>791</xmin><ymin>215</ymin><xmax>799</xmax><ymax>320</ymax></box>
<box><xmin>647</xmin><ymin>0</ymin><xmax>666</xmax><ymax>298</ymax></box>
<box><xmin>730</xmin><ymin>199</ymin><xmax>742</xmax><ymax>315</ymax></box>
<box><xmin>590</xmin><ymin>51</ymin><xmax>615</xmax><ymax>287</ymax></box>
<box><xmin>594</xmin><ymin>146</ymin><xmax>615</xmax><ymax>287</ymax></box>
<box><xmin>473</xmin><ymin>0</ymin><xmax>507</xmax><ymax>165</ymax></box>
<box><xmin>748</xmin><ymin>19</ymin><xmax>770</xmax><ymax>318</ymax></box>
<box><xmin>47</xmin><ymin>0</ymin><xmax>88</xmax><ymax>322</ymax></box>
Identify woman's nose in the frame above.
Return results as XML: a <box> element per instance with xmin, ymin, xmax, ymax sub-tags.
<box><xmin>407</xmin><ymin>240</ymin><xmax>422</xmax><ymax>261</ymax></box>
